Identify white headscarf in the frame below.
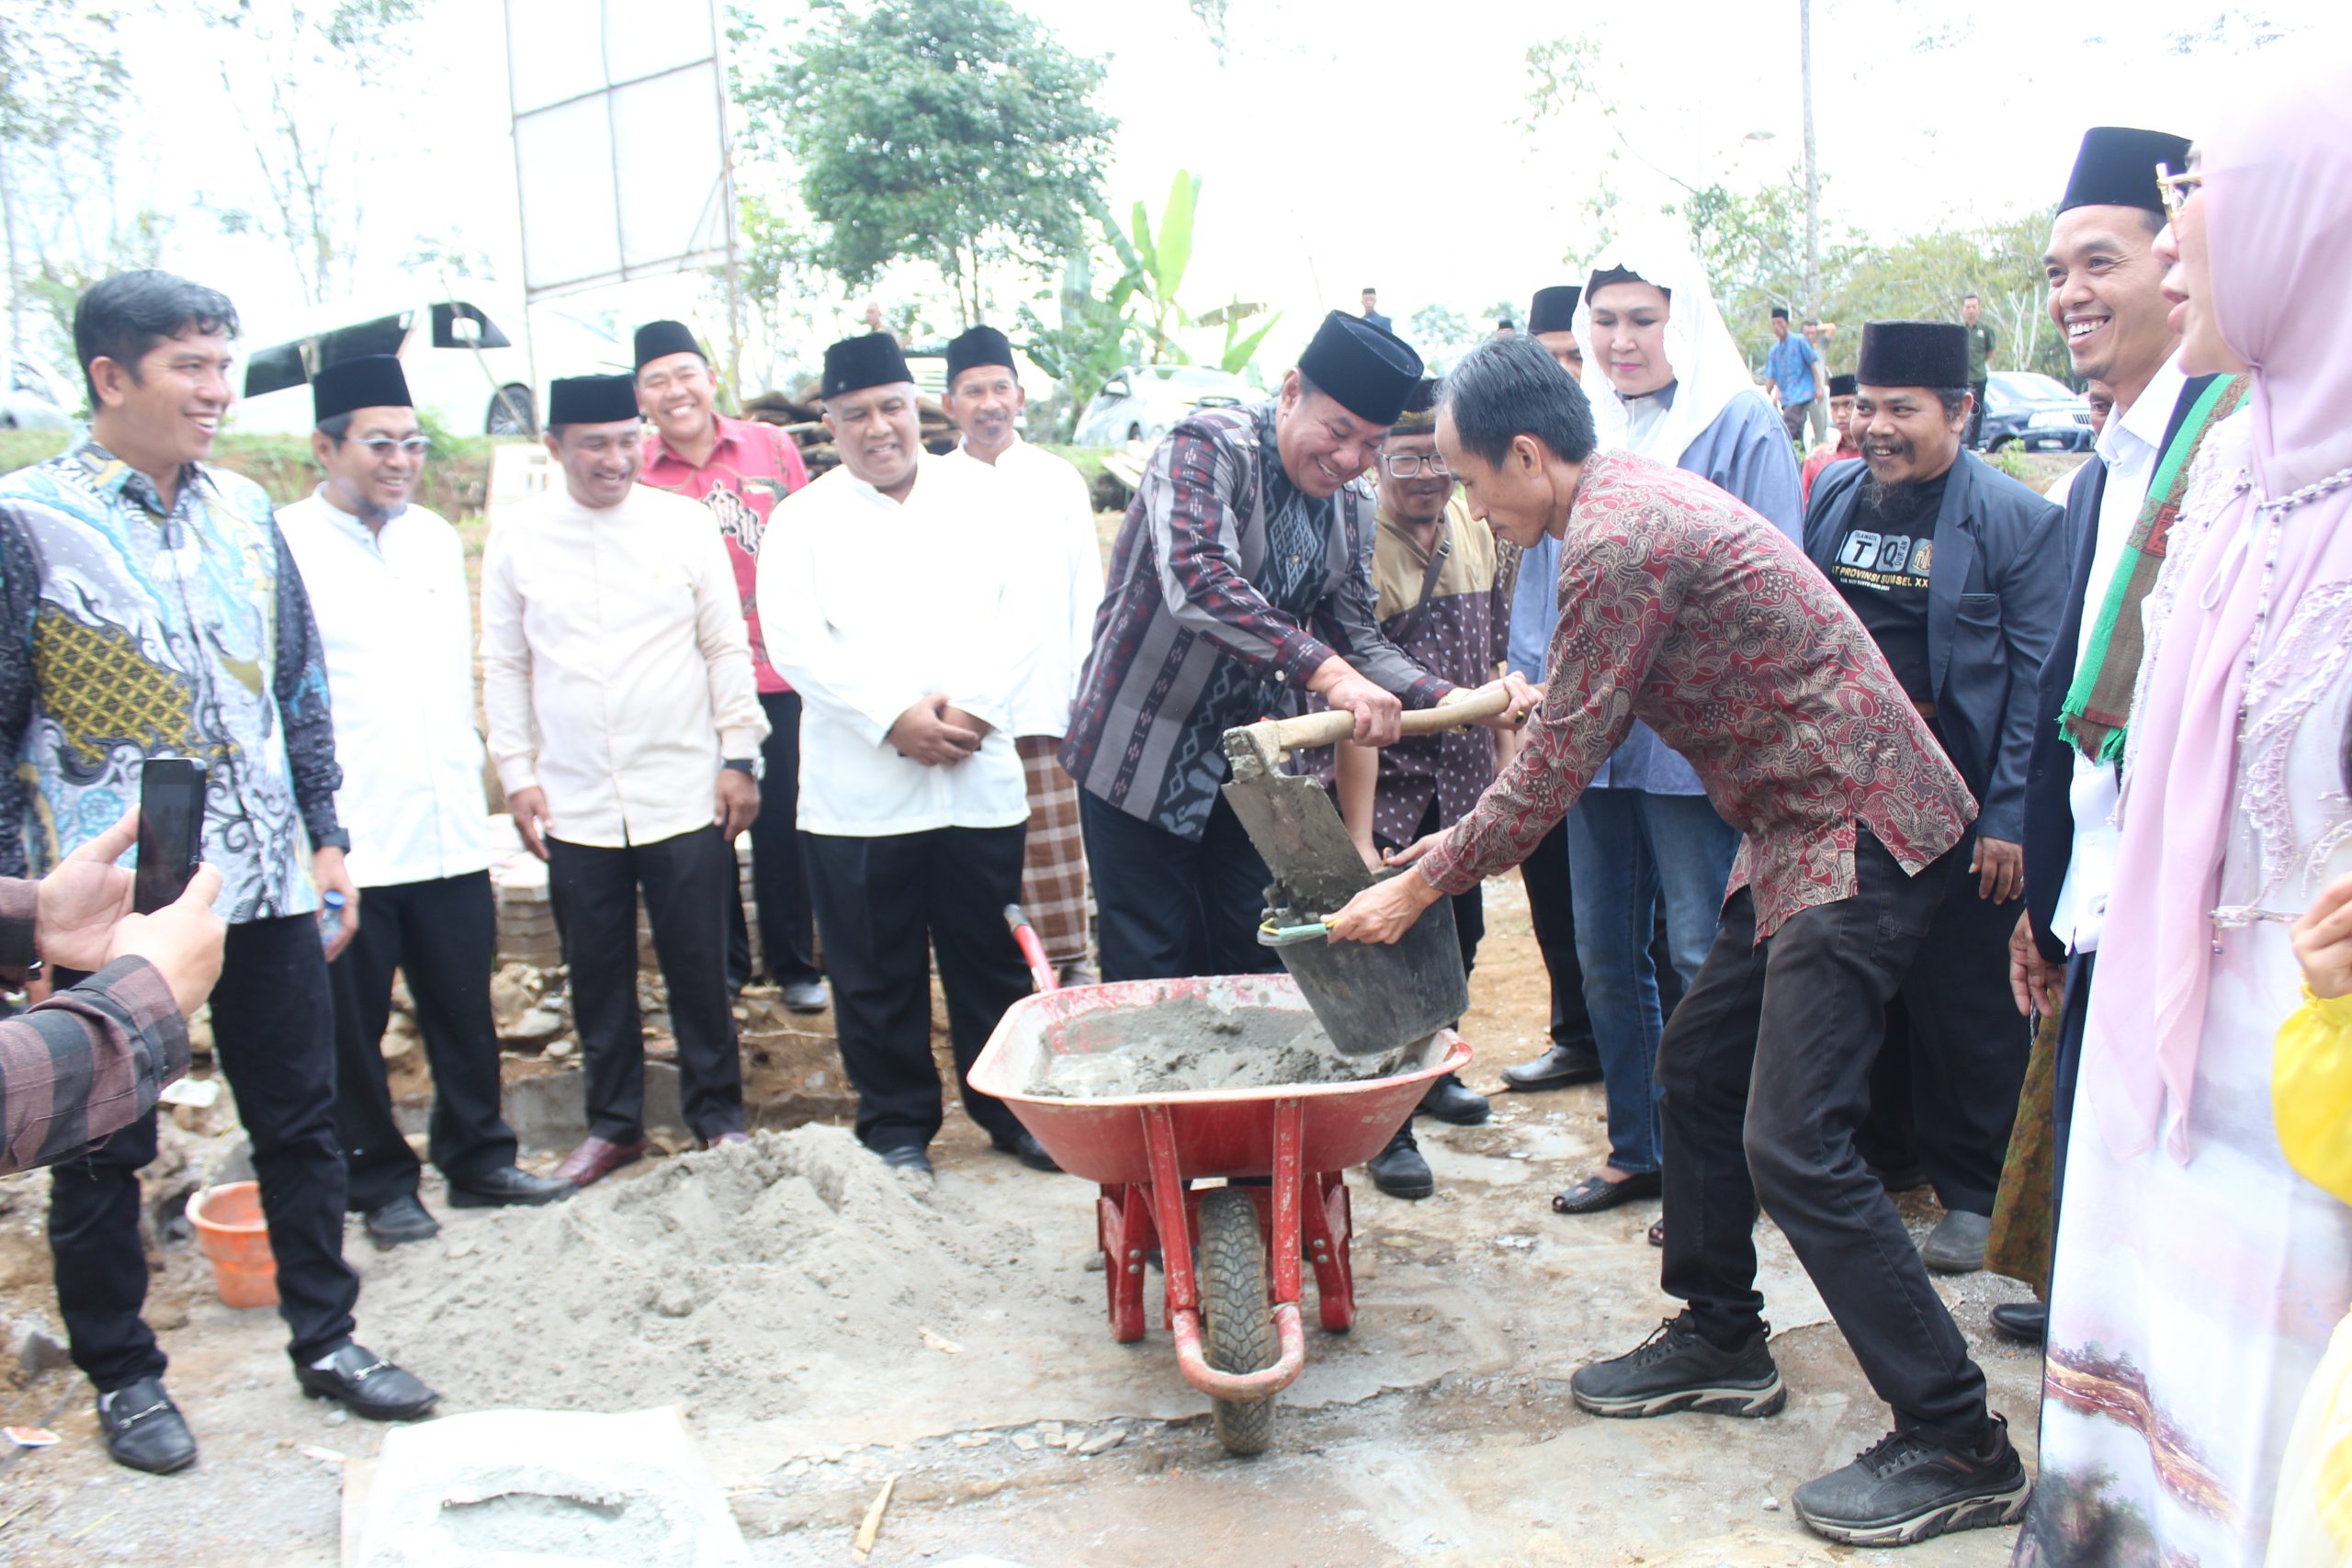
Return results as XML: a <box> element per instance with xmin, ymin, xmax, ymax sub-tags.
<box><xmin>1571</xmin><ymin>220</ymin><xmax>1763</xmax><ymax>468</ymax></box>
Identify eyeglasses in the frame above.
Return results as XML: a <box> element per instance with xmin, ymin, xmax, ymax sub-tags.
<box><xmin>357</xmin><ymin>436</ymin><xmax>431</xmax><ymax>457</ymax></box>
<box><xmin>1379</xmin><ymin>452</ymin><xmax>1450</xmax><ymax>479</ymax></box>
<box><xmin>2156</xmin><ymin>161</ymin><xmax>2203</xmax><ymax>224</ymax></box>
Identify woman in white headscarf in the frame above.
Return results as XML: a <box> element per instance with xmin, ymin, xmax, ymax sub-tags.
<box><xmin>1535</xmin><ymin>225</ymin><xmax>1803</xmax><ymax>1229</ymax></box>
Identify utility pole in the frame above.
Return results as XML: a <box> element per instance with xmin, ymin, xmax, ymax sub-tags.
<box><xmin>1800</xmin><ymin>0</ymin><xmax>1821</xmax><ymax>317</ymax></box>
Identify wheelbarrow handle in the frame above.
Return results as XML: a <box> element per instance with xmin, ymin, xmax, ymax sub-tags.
<box><xmin>1002</xmin><ymin>904</ymin><xmax>1058</xmax><ymax>994</ymax></box>
<box><xmin>1233</xmin><ymin>684</ymin><xmax>1516</xmax><ymax>760</ymax></box>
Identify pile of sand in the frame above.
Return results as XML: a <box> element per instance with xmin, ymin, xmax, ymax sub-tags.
<box><xmin>357</xmin><ymin>1127</ymin><xmax>1035</xmax><ymax>1425</ymax></box>
<box><xmin>1026</xmin><ymin>997</ymin><xmax>1408</xmax><ymax>1099</ymax></box>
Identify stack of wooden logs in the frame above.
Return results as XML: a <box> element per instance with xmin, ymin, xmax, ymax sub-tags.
<box><xmin>741</xmin><ymin>381</ymin><xmax>961</xmax><ymax>478</ymax></box>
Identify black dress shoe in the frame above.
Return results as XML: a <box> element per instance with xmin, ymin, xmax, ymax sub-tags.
<box><xmin>446</xmin><ymin>1165</ymin><xmax>575</xmax><ymax>1209</ymax></box>
<box><xmin>1367</xmin><ymin>1126</ymin><xmax>1433</xmax><ymax>1199</ymax></box>
<box><xmin>876</xmin><ymin>1143</ymin><xmax>933</xmax><ymax>1176</ymax></box>
<box><xmin>992</xmin><ymin>1130</ymin><xmax>1060</xmax><ymax>1172</ymax></box>
<box><xmin>1418</xmin><ymin>1072</ymin><xmax>1491</xmax><ymax>1125</ymax></box>
<box><xmin>1990</xmin><ymin>1302</ymin><xmax>2047</xmax><ymax>1343</ymax></box>
<box><xmin>297</xmin><ymin>1344</ymin><xmax>438</xmax><ymax>1421</ymax></box>
<box><xmin>1551</xmin><ymin>1168</ymin><xmax>1663</xmax><ymax>1214</ymax></box>
<box><xmin>364</xmin><ymin>1194</ymin><xmax>441</xmax><ymax>1250</ymax></box>
<box><xmin>1501</xmin><ymin>1042</ymin><xmax>1604</xmax><ymax>1091</ymax></box>
<box><xmin>97</xmin><ymin>1377</ymin><xmax>197</xmax><ymax>1474</ymax></box>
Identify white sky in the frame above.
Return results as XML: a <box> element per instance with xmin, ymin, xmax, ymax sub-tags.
<box><xmin>79</xmin><ymin>0</ymin><xmax>2326</xmax><ymax>388</ymax></box>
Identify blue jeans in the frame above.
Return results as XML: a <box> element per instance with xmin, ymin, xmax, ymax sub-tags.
<box><xmin>1565</xmin><ymin>788</ymin><xmax>1741</xmax><ymax>1175</ymax></box>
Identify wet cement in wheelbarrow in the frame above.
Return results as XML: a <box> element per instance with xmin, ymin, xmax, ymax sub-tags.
<box><xmin>1025</xmin><ymin>997</ymin><xmax>1415</xmax><ymax>1098</ymax></box>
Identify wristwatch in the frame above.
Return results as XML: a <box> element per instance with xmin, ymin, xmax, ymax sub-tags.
<box><xmin>722</xmin><ymin>758</ymin><xmax>758</xmax><ymax>778</ymax></box>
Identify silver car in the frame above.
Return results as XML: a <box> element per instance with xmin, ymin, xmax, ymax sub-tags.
<box><xmin>1</xmin><ymin>358</ymin><xmax>74</xmax><ymax>431</ymax></box>
<box><xmin>1071</xmin><ymin>364</ymin><xmax>1261</xmax><ymax>446</ymax></box>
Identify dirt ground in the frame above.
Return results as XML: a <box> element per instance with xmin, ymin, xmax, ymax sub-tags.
<box><xmin>0</xmin><ymin>872</ymin><xmax>2040</xmax><ymax>1567</ymax></box>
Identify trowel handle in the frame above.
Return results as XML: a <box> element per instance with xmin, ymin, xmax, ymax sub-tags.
<box><xmin>1250</xmin><ymin>685</ymin><xmax>1516</xmax><ymax>753</ymax></box>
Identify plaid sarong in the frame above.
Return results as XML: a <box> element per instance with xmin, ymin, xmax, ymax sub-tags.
<box><xmin>1017</xmin><ymin>735</ymin><xmax>1091</xmax><ymax>967</ymax></box>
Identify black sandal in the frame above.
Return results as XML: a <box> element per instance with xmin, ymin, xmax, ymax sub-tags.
<box><xmin>1550</xmin><ymin>1170</ymin><xmax>1662</xmax><ymax>1215</ymax></box>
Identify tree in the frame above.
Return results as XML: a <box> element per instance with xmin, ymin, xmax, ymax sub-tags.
<box><xmin>0</xmin><ymin>2</ymin><xmax>137</xmax><ymax>370</ymax></box>
<box><xmin>1017</xmin><ymin>245</ymin><xmax>1136</xmax><ymax>434</ymax></box>
<box><xmin>1405</xmin><ymin>304</ymin><xmax>1480</xmax><ymax>374</ymax></box>
<box><xmin>204</xmin><ymin>0</ymin><xmax>423</xmax><ymax>308</ymax></box>
<box><xmin>741</xmin><ymin>0</ymin><xmax>1116</xmax><ymax>327</ymax></box>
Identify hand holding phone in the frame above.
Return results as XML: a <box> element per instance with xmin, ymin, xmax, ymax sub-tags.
<box><xmin>134</xmin><ymin>759</ymin><xmax>209</xmax><ymax>916</ymax></box>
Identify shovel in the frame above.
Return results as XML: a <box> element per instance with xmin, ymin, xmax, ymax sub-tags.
<box><xmin>1220</xmin><ymin>686</ymin><xmax>1512</xmax><ymax>1056</ymax></box>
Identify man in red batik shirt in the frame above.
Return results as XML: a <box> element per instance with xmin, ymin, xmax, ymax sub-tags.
<box><xmin>634</xmin><ymin>320</ymin><xmax>827</xmax><ymax>1013</ymax></box>
<box><xmin>1323</xmin><ymin>336</ymin><xmax>2026</xmax><ymax>1544</ymax></box>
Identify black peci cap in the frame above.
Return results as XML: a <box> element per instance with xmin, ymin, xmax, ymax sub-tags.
<box><xmin>1528</xmin><ymin>286</ymin><xmax>1580</xmax><ymax>335</ymax></box>
<box><xmin>820</xmin><ymin>333</ymin><xmax>912</xmax><ymax>400</ymax></box>
<box><xmin>1857</xmin><ymin>321</ymin><xmax>1970</xmax><ymax>389</ymax></box>
<box><xmin>311</xmin><ymin>354</ymin><xmax>411</xmax><ymax>425</ymax></box>
<box><xmin>945</xmin><ymin>324</ymin><xmax>1016</xmax><ymax>386</ymax></box>
<box><xmin>1828</xmin><ymin>372</ymin><xmax>1857</xmax><ymax>399</ymax></box>
<box><xmin>1296</xmin><ymin>310</ymin><xmax>1423</xmax><ymax>426</ymax></box>
<box><xmin>2059</xmin><ymin>126</ymin><xmax>2193</xmax><ymax>215</ymax></box>
<box><xmin>632</xmin><ymin>320</ymin><xmax>704</xmax><ymax>371</ymax></box>
<box><xmin>547</xmin><ymin>373</ymin><xmax>640</xmax><ymax>427</ymax></box>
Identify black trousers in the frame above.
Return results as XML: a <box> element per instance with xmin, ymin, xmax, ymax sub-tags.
<box><xmin>2051</xmin><ymin>949</ymin><xmax>2097</xmax><ymax>1219</ymax></box>
<box><xmin>1855</xmin><ymin>834</ymin><xmax>2033</xmax><ymax>1215</ymax></box>
<box><xmin>1657</xmin><ymin>832</ymin><xmax>1990</xmax><ymax>1447</ymax></box>
<box><xmin>802</xmin><ymin>825</ymin><xmax>1029</xmax><ymax>1151</ymax></box>
<box><xmin>1967</xmin><ymin>380</ymin><xmax>1989</xmax><ymax>448</ymax></box>
<box><xmin>1516</xmin><ymin>818</ymin><xmax>1598</xmax><ymax>1050</ymax></box>
<box><xmin>727</xmin><ymin>690</ymin><xmax>822</xmax><ymax>989</ymax></box>
<box><xmin>328</xmin><ymin>872</ymin><xmax>518</xmax><ymax>1213</ymax></box>
<box><xmin>1082</xmin><ymin>790</ymin><xmax>1283</xmax><ymax>984</ymax></box>
<box><xmin>548</xmin><ymin>827</ymin><xmax>743</xmax><ymax>1144</ymax></box>
<box><xmin>50</xmin><ymin>915</ymin><xmax>358</xmax><ymax>1389</ymax></box>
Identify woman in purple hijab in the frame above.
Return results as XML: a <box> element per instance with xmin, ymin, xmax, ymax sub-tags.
<box><xmin>2015</xmin><ymin>56</ymin><xmax>2352</xmax><ymax>1568</ymax></box>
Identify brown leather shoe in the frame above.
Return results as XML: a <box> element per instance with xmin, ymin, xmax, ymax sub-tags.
<box><xmin>552</xmin><ymin>1134</ymin><xmax>648</xmax><ymax>1187</ymax></box>
<box><xmin>698</xmin><ymin>1131</ymin><xmax>752</xmax><ymax>1151</ymax></box>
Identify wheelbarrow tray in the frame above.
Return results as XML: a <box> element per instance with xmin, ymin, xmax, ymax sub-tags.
<box><xmin>967</xmin><ymin>973</ymin><xmax>1467</xmax><ymax>1185</ymax></box>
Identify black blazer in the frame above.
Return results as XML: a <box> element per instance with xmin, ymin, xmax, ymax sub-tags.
<box><xmin>2021</xmin><ymin>374</ymin><xmax>2220</xmax><ymax>961</ymax></box>
<box><xmin>1805</xmin><ymin>452</ymin><xmax>2066</xmax><ymax>845</ymax></box>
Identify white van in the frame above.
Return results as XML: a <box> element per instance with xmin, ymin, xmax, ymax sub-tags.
<box><xmin>236</xmin><ymin>293</ymin><xmax>610</xmax><ymax>438</ymax></box>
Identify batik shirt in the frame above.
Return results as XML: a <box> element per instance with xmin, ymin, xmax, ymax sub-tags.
<box><xmin>1419</xmin><ymin>449</ymin><xmax>1973</xmax><ymax>943</ymax></box>
<box><xmin>1060</xmin><ymin>400</ymin><xmax>1453</xmax><ymax>840</ymax></box>
<box><xmin>639</xmin><ymin>415</ymin><xmax>809</xmax><ymax>694</ymax></box>
<box><xmin>0</xmin><ymin>438</ymin><xmax>344</xmax><ymax>920</ymax></box>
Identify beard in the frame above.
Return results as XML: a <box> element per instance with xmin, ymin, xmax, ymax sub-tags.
<box><xmin>1860</xmin><ymin>442</ymin><xmax>1918</xmax><ymax>515</ymax></box>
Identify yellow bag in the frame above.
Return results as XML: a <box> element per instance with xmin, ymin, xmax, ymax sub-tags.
<box><xmin>2267</xmin><ymin>1306</ymin><xmax>2352</xmax><ymax>1565</ymax></box>
<box><xmin>2277</xmin><ymin>987</ymin><xmax>2352</xmax><ymax>1207</ymax></box>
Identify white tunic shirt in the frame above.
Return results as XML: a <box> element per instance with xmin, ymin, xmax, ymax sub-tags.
<box><xmin>946</xmin><ymin>436</ymin><xmax>1104</xmax><ymax>739</ymax></box>
<box><xmin>277</xmin><ymin>491</ymin><xmax>492</xmax><ymax>888</ymax></box>
<box><xmin>2052</xmin><ymin>352</ymin><xmax>2188</xmax><ymax>954</ymax></box>
<box><xmin>757</xmin><ymin>453</ymin><xmax>1029</xmax><ymax>837</ymax></box>
<box><xmin>481</xmin><ymin>483</ymin><xmax>766</xmax><ymax>850</ymax></box>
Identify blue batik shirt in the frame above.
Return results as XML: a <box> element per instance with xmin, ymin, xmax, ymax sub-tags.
<box><xmin>0</xmin><ymin>435</ymin><xmax>345</xmax><ymax>921</ymax></box>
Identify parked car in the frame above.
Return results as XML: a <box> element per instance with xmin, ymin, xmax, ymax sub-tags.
<box><xmin>1980</xmin><ymin>370</ymin><xmax>2095</xmax><ymax>453</ymax></box>
<box><xmin>1</xmin><ymin>358</ymin><xmax>74</xmax><ymax>431</ymax></box>
<box><xmin>235</xmin><ymin>292</ymin><xmax>621</xmax><ymax>439</ymax></box>
<box><xmin>1071</xmin><ymin>364</ymin><xmax>1260</xmax><ymax>446</ymax></box>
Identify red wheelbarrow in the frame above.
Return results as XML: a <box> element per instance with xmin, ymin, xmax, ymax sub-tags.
<box><xmin>967</xmin><ymin>916</ymin><xmax>1467</xmax><ymax>1455</ymax></box>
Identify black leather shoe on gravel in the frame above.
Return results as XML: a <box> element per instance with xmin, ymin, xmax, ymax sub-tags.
<box><xmin>297</xmin><ymin>1344</ymin><xmax>439</xmax><ymax>1421</ymax></box>
<box><xmin>97</xmin><ymin>1377</ymin><xmax>198</xmax><ymax>1474</ymax></box>
<box><xmin>1367</xmin><ymin>1125</ymin><xmax>1433</xmax><ymax>1199</ymax></box>
<box><xmin>1792</xmin><ymin>1416</ymin><xmax>2030</xmax><ymax>1546</ymax></box>
<box><xmin>1569</xmin><ymin>1313</ymin><xmax>1785</xmax><ymax>1419</ymax></box>
<box><xmin>1501</xmin><ymin>1041</ymin><xmax>1603</xmax><ymax>1091</ymax></box>
<box><xmin>1417</xmin><ymin>1072</ymin><xmax>1491</xmax><ymax>1125</ymax></box>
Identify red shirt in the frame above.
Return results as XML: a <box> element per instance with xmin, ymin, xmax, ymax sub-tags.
<box><xmin>1800</xmin><ymin>441</ymin><xmax>1860</xmax><ymax>505</ymax></box>
<box><xmin>1419</xmin><ymin>449</ymin><xmax>1973</xmax><ymax>942</ymax></box>
<box><xmin>639</xmin><ymin>415</ymin><xmax>810</xmax><ymax>694</ymax></box>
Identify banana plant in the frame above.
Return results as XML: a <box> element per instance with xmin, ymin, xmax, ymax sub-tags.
<box><xmin>1195</xmin><ymin>297</ymin><xmax>1283</xmax><ymax>377</ymax></box>
<box><xmin>1117</xmin><ymin>171</ymin><xmax>1201</xmax><ymax>364</ymax></box>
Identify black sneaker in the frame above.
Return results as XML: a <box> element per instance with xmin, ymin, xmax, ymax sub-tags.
<box><xmin>1569</xmin><ymin>1314</ymin><xmax>1785</xmax><ymax>1419</ymax></box>
<box><xmin>1792</xmin><ymin>1416</ymin><xmax>2030</xmax><ymax>1546</ymax></box>
<box><xmin>1366</xmin><ymin>1125</ymin><xmax>1433</xmax><ymax>1199</ymax></box>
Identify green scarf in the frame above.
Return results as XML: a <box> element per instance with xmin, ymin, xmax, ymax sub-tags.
<box><xmin>2059</xmin><ymin>374</ymin><xmax>2251</xmax><ymax>761</ymax></box>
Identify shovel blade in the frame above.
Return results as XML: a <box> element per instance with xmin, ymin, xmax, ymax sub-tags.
<box><xmin>1261</xmin><ymin>894</ymin><xmax>1469</xmax><ymax>1057</ymax></box>
<box><xmin>1218</xmin><ymin>771</ymin><xmax>1375</xmax><ymax>918</ymax></box>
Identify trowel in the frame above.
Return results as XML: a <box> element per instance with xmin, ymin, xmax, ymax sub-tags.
<box><xmin>1220</xmin><ymin>687</ymin><xmax>1510</xmax><ymax>1056</ymax></box>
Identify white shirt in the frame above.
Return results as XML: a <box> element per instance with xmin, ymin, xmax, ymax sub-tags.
<box><xmin>756</xmin><ymin>453</ymin><xmax>1029</xmax><ymax>836</ymax></box>
<box><xmin>2052</xmin><ymin>352</ymin><xmax>2188</xmax><ymax>953</ymax></box>
<box><xmin>481</xmin><ymin>483</ymin><xmax>767</xmax><ymax>850</ymax></box>
<box><xmin>277</xmin><ymin>491</ymin><xmax>492</xmax><ymax>887</ymax></box>
<box><xmin>947</xmin><ymin>436</ymin><xmax>1104</xmax><ymax>739</ymax></box>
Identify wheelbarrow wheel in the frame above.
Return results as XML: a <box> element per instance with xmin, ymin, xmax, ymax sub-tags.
<box><xmin>1197</xmin><ymin>1186</ymin><xmax>1277</xmax><ymax>1455</ymax></box>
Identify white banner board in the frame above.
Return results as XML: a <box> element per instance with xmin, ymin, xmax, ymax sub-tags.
<box><xmin>505</xmin><ymin>0</ymin><xmax>735</xmax><ymax>303</ymax></box>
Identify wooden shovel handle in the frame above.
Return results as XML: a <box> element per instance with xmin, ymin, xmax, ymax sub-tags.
<box><xmin>1252</xmin><ymin>684</ymin><xmax>1515</xmax><ymax>753</ymax></box>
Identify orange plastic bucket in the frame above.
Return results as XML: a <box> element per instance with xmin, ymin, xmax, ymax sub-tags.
<box><xmin>189</xmin><ymin>1182</ymin><xmax>278</xmax><ymax>1309</ymax></box>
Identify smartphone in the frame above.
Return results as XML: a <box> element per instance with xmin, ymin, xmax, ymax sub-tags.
<box><xmin>133</xmin><ymin>758</ymin><xmax>209</xmax><ymax>915</ymax></box>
